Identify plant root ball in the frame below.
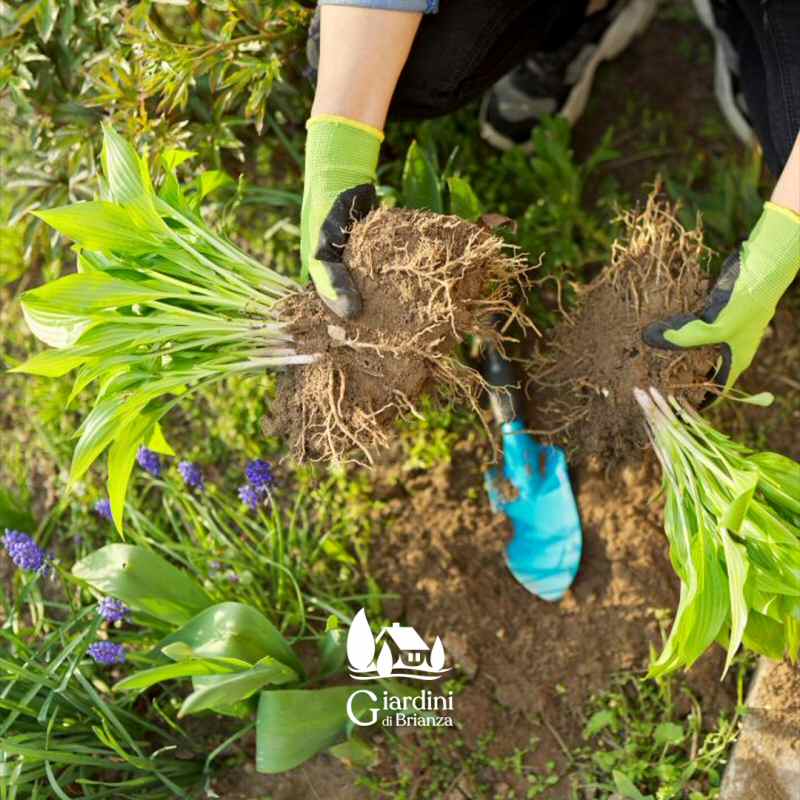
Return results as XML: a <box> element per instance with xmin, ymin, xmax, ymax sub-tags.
<box><xmin>266</xmin><ymin>207</ymin><xmax>533</xmax><ymax>465</ymax></box>
<box><xmin>528</xmin><ymin>188</ymin><xmax>717</xmax><ymax>463</ymax></box>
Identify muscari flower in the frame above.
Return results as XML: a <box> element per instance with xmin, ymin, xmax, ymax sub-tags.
<box><xmin>87</xmin><ymin>641</ymin><xmax>126</xmax><ymax>665</ymax></box>
<box><xmin>238</xmin><ymin>484</ymin><xmax>261</xmax><ymax>512</ymax></box>
<box><xmin>98</xmin><ymin>597</ymin><xmax>130</xmax><ymax>624</ymax></box>
<box><xmin>245</xmin><ymin>459</ymin><xmax>274</xmax><ymax>491</ymax></box>
<box><xmin>178</xmin><ymin>461</ymin><xmax>205</xmax><ymax>492</ymax></box>
<box><xmin>136</xmin><ymin>446</ymin><xmax>162</xmax><ymax>477</ymax></box>
<box><xmin>94</xmin><ymin>499</ymin><xmax>113</xmax><ymax>521</ymax></box>
<box><xmin>2</xmin><ymin>530</ymin><xmax>48</xmax><ymax>573</ymax></box>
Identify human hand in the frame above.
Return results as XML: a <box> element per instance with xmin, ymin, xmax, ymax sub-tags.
<box><xmin>643</xmin><ymin>203</ymin><xmax>800</xmax><ymax>398</ymax></box>
<box><xmin>301</xmin><ymin>115</ymin><xmax>382</xmax><ymax>319</ymax></box>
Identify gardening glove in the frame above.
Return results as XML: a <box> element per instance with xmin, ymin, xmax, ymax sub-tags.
<box><xmin>301</xmin><ymin>114</ymin><xmax>383</xmax><ymax>319</ymax></box>
<box><xmin>643</xmin><ymin>202</ymin><xmax>800</xmax><ymax>398</ymax></box>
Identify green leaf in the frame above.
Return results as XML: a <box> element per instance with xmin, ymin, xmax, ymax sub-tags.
<box><xmin>613</xmin><ymin>771</ymin><xmax>652</xmax><ymax>800</ymax></box>
<box><xmin>446</xmin><ymin>176</ymin><xmax>481</xmax><ymax>221</ymax></box>
<box><xmin>256</xmin><ymin>686</ymin><xmax>379</xmax><ymax>773</ymax></box>
<box><xmin>34</xmin><ymin>0</ymin><xmax>59</xmax><ymax>43</ymax></box>
<box><xmin>21</xmin><ymin>272</ymin><xmax>173</xmax><ymax>316</ymax></box>
<box><xmin>720</xmin><ymin>528</ymin><xmax>749</xmax><ymax>676</ymax></box>
<box><xmin>329</xmin><ymin>737</ymin><xmax>378</xmax><ymax>768</ymax></box>
<box><xmin>72</xmin><ymin>544</ymin><xmax>212</xmax><ymax>625</ymax></box>
<box><xmin>114</xmin><ymin>656</ymin><xmax>251</xmax><ymax>692</ymax></box>
<box><xmin>742</xmin><ymin>609</ymin><xmax>785</xmax><ymax>660</ymax></box>
<box><xmin>583</xmin><ymin>709</ymin><xmax>616</xmax><ymax>738</ymax></box>
<box><xmin>719</xmin><ymin>472</ymin><xmax>758</xmax><ymax>533</ymax></box>
<box><xmin>9</xmin><ymin>348</ymin><xmax>90</xmax><ymax>377</ymax></box>
<box><xmin>158</xmin><ymin>603</ymin><xmax>302</xmax><ymax>676</ymax></box>
<box><xmin>179</xmin><ymin>657</ymin><xmax>298</xmax><ymax>717</ymax></box>
<box><xmin>654</xmin><ymin>721</ymin><xmax>684</xmax><ymax>746</ymax></box>
<box><xmin>107</xmin><ymin>405</ymin><xmax>169</xmax><ymax>533</ymax></box>
<box><xmin>34</xmin><ymin>201</ymin><xmax>162</xmax><ymax>255</ymax></box>
<box><xmin>318</xmin><ymin>627</ymin><xmax>347</xmax><ymax>678</ymax></box>
<box><xmin>17</xmin><ymin>297</ymin><xmax>95</xmax><ymax>349</ymax></box>
<box><xmin>402</xmin><ymin>141</ymin><xmax>443</xmax><ymax>213</ymax></box>
<box><xmin>161</xmin><ymin>149</ymin><xmax>197</xmax><ymax>172</ymax></box>
<box><xmin>146</xmin><ymin>422</ymin><xmax>175</xmax><ymax>456</ymax></box>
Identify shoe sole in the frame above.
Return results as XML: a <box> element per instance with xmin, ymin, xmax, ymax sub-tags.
<box><xmin>481</xmin><ymin>0</ymin><xmax>659</xmax><ymax>152</ymax></box>
<box><xmin>691</xmin><ymin>0</ymin><xmax>755</xmax><ymax>145</ymax></box>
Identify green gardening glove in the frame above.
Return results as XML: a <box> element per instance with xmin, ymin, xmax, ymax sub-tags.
<box><xmin>301</xmin><ymin>114</ymin><xmax>383</xmax><ymax>319</ymax></box>
<box><xmin>643</xmin><ymin>202</ymin><xmax>800</xmax><ymax>399</ymax></box>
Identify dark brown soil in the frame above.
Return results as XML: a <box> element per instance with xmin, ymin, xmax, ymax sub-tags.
<box><xmin>268</xmin><ymin>207</ymin><xmax>531</xmax><ymax>465</ymax></box>
<box><xmin>529</xmin><ymin>190</ymin><xmax>717</xmax><ymax>463</ymax></box>
<box><xmin>359</xmin><ymin>439</ymin><xmax>737</xmax><ymax>798</ymax></box>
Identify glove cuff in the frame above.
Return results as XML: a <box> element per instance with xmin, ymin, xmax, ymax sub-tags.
<box><xmin>739</xmin><ymin>201</ymin><xmax>800</xmax><ymax>311</ymax></box>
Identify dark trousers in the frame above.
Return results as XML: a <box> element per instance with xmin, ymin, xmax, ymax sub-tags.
<box><xmin>308</xmin><ymin>0</ymin><xmax>800</xmax><ymax>175</ymax></box>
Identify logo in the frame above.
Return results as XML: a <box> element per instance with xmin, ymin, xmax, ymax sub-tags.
<box><xmin>346</xmin><ymin>608</ymin><xmax>451</xmax><ymax>681</ymax></box>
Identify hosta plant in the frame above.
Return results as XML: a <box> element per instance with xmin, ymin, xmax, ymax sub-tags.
<box><xmin>73</xmin><ymin>544</ymin><xmax>404</xmax><ymax>773</ymax></box>
<box><xmin>10</xmin><ymin>125</ymin><xmax>311</xmax><ymax>530</ymax></box>
<box><xmin>636</xmin><ymin>387</ymin><xmax>800</xmax><ymax>677</ymax></box>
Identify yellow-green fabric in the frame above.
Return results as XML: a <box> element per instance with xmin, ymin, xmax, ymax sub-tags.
<box><xmin>664</xmin><ymin>202</ymin><xmax>800</xmax><ymax>391</ymax></box>
<box><xmin>300</xmin><ymin>116</ymin><xmax>382</xmax><ymax>299</ymax></box>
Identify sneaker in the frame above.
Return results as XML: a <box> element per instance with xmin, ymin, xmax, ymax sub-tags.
<box><xmin>480</xmin><ymin>0</ymin><xmax>659</xmax><ymax>151</ymax></box>
<box><xmin>691</xmin><ymin>0</ymin><xmax>755</xmax><ymax>145</ymax></box>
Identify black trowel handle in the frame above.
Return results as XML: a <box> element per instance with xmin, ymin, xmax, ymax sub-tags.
<box><xmin>481</xmin><ymin>332</ymin><xmax>525</xmax><ymax>426</ymax></box>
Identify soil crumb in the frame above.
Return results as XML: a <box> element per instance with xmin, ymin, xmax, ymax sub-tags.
<box><xmin>529</xmin><ymin>188</ymin><xmax>717</xmax><ymax>463</ymax></box>
<box><xmin>268</xmin><ymin>207</ymin><xmax>532</xmax><ymax>464</ymax></box>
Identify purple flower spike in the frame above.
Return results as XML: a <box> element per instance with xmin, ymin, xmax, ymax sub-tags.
<box><xmin>94</xmin><ymin>499</ymin><xmax>113</xmax><ymax>521</ymax></box>
<box><xmin>98</xmin><ymin>597</ymin><xmax>130</xmax><ymax>624</ymax></box>
<box><xmin>178</xmin><ymin>461</ymin><xmax>205</xmax><ymax>492</ymax></box>
<box><xmin>87</xmin><ymin>641</ymin><xmax>126</xmax><ymax>665</ymax></box>
<box><xmin>2</xmin><ymin>530</ymin><xmax>48</xmax><ymax>573</ymax></box>
<box><xmin>245</xmin><ymin>459</ymin><xmax>274</xmax><ymax>491</ymax></box>
<box><xmin>137</xmin><ymin>447</ymin><xmax>162</xmax><ymax>477</ymax></box>
<box><xmin>238</xmin><ymin>484</ymin><xmax>261</xmax><ymax>512</ymax></box>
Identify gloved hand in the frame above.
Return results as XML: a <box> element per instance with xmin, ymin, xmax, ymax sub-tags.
<box><xmin>643</xmin><ymin>202</ymin><xmax>800</xmax><ymax>397</ymax></box>
<box><xmin>301</xmin><ymin>114</ymin><xmax>383</xmax><ymax>319</ymax></box>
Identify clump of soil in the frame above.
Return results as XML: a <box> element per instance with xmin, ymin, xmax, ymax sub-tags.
<box><xmin>269</xmin><ymin>207</ymin><xmax>532</xmax><ymax>464</ymax></box>
<box><xmin>529</xmin><ymin>189</ymin><xmax>717</xmax><ymax>462</ymax></box>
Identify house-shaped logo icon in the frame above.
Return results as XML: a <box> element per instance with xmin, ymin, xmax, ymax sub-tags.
<box><xmin>347</xmin><ymin>608</ymin><xmax>450</xmax><ymax>681</ymax></box>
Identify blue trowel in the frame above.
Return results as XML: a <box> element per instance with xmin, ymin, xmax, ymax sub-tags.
<box><xmin>482</xmin><ymin>342</ymin><xmax>583</xmax><ymax>601</ymax></box>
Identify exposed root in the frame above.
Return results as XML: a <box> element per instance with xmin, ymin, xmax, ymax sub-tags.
<box><xmin>527</xmin><ymin>183</ymin><xmax>717</xmax><ymax>462</ymax></box>
<box><xmin>268</xmin><ymin>207</ymin><xmax>535</xmax><ymax>464</ymax></box>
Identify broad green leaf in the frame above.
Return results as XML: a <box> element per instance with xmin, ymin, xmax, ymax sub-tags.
<box><xmin>446</xmin><ymin>176</ymin><xmax>481</xmax><ymax>221</ymax></box>
<box><xmin>318</xmin><ymin>627</ymin><xmax>347</xmax><ymax>679</ymax></box>
<box><xmin>193</xmin><ymin>171</ymin><xmax>232</xmax><ymax>203</ymax></box>
<box><xmin>70</xmin><ymin>395</ymin><xmax>144</xmax><ymax>485</ymax></box>
<box><xmin>146</xmin><ymin>422</ymin><xmax>175</xmax><ymax>456</ymax></box>
<box><xmin>107</xmin><ymin>405</ymin><xmax>170</xmax><ymax>533</ymax></box>
<box><xmin>752</xmin><ymin>452</ymin><xmax>800</xmax><ymax>516</ymax></box>
<box><xmin>402</xmin><ymin>141</ymin><xmax>443</xmax><ymax>213</ymax></box>
<box><xmin>583</xmin><ymin>709</ymin><xmax>616</xmax><ymax>738</ymax></box>
<box><xmin>72</xmin><ymin>544</ymin><xmax>212</xmax><ymax>625</ymax></box>
<box><xmin>101</xmin><ymin>123</ymin><xmax>165</xmax><ymax>234</ymax></box>
<box><xmin>613</xmin><ymin>770</ymin><xmax>652</xmax><ymax>800</ymax></box>
<box><xmin>719</xmin><ymin>472</ymin><xmax>758</xmax><ymax>533</ymax></box>
<box><xmin>720</xmin><ymin>528</ymin><xmax>749</xmax><ymax>676</ymax></box>
<box><xmin>256</xmin><ymin>686</ymin><xmax>380</xmax><ymax>773</ymax></box>
<box><xmin>179</xmin><ymin>657</ymin><xmax>297</xmax><ymax>717</ymax></box>
<box><xmin>34</xmin><ymin>201</ymin><xmax>163</xmax><ymax>255</ymax></box>
<box><xmin>158</xmin><ymin>603</ymin><xmax>302</xmax><ymax>676</ymax></box>
<box><xmin>742</xmin><ymin>609</ymin><xmax>785</xmax><ymax>660</ymax></box>
<box><xmin>654</xmin><ymin>722</ymin><xmax>684</xmax><ymax>746</ymax></box>
<box><xmin>18</xmin><ymin>298</ymin><xmax>95</xmax><ymax>349</ymax></box>
<box><xmin>9</xmin><ymin>348</ymin><xmax>90</xmax><ymax>377</ymax></box>
<box><xmin>161</xmin><ymin>149</ymin><xmax>197</xmax><ymax>172</ymax></box>
<box><xmin>115</xmin><ymin>657</ymin><xmax>251</xmax><ymax>692</ymax></box>
<box><xmin>329</xmin><ymin>737</ymin><xmax>378</xmax><ymax>768</ymax></box>
<box><xmin>21</xmin><ymin>272</ymin><xmax>173</xmax><ymax>316</ymax></box>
